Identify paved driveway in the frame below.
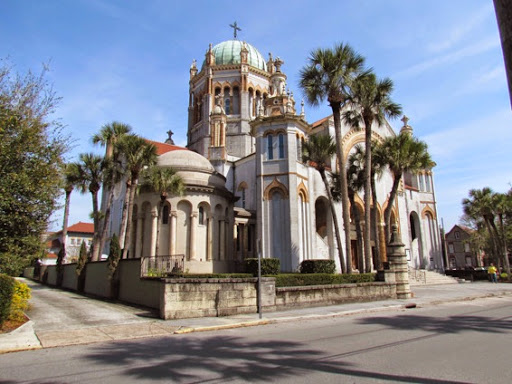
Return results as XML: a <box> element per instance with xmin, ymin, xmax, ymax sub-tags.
<box><xmin>24</xmin><ymin>278</ymin><xmax>158</xmax><ymax>332</ymax></box>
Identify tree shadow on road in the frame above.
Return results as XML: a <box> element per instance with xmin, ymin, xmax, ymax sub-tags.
<box><xmin>82</xmin><ymin>333</ymin><xmax>469</xmax><ymax>383</ymax></box>
<box><xmin>356</xmin><ymin>305</ymin><xmax>512</xmax><ymax>335</ymax></box>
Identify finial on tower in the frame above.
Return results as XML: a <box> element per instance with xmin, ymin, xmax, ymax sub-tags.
<box><xmin>400</xmin><ymin>115</ymin><xmax>413</xmax><ymax>136</ymax></box>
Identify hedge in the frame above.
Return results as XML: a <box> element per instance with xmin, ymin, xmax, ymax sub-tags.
<box><xmin>245</xmin><ymin>258</ymin><xmax>280</xmax><ymax>276</ymax></box>
<box><xmin>165</xmin><ymin>273</ymin><xmax>253</xmax><ymax>279</ymax></box>
<box><xmin>0</xmin><ymin>274</ymin><xmax>15</xmax><ymax>326</ymax></box>
<box><xmin>273</xmin><ymin>273</ymin><xmax>377</xmax><ymax>288</ymax></box>
<box><xmin>300</xmin><ymin>259</ymin><xmax>336</xmax><ymax>274</ymax></box>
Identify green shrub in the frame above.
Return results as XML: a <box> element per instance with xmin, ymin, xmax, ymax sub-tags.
<box><xmin>245</xmin><ymin>258</ymin><xmax>280</xmax><ymax>276</ymax></box>
<box><xmin>8</xmin><ymin>280</ymin><xmax>31</xmax><ymax>322</ymax></box>
<box><xmin>300</xmin><ymin>259</ymin><xmax>336</xmax><ymax>274</ymax></box>
<box><xmin>0</xmin><ymin>274</ymin><xmax>15</xmax><ymax>325</ymax></box>
<box><xmin>274</xmin><ymin>273</ymin><xmax>376</xmax><ymax>288</ymax></box>
<box><xmin>170</xmin><ymin>273</ymin><xmax>254</xmax><ymax>279</ymax></box>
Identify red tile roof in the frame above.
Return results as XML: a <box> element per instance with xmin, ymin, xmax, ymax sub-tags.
<box><xmin>145</xmin><ymin>139</ymin><xmax>187</xmax><ymax>155</ymax></box>
<box><xmin>311</xmin><ymin>115</ymin><xmax>332</xmax><ymax>128</ymax></box>
<box><xmin>67</xmin><ymin>222</ymin><xmax>94</xmax><ymax>234</ymax></box>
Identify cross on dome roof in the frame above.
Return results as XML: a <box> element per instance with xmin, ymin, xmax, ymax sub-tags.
<box><xmin>229</xmin><ymin>21</ymin><xmax>241</xmax><ymax>39</ymax></box>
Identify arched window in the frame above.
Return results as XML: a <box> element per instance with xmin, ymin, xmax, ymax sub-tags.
<box><xmin>162</xmin><ymin>205</ymin><xmax>169</xmax><ymax>225</ymax></box>
<box><xmin>278</xmin><ymin>134</ymin><xmax>285</xmax><ymax>158</ymax></box>
<box><xmin>233</xmin><ymin>86</ymin><xmax>240</xmax><ymax>114</ymax></box>
<box><xmin>225</xmin><ymin>98</ymin><xmax>231</xmax><ymax>115</ymax></box>
<box><xmin>199</xmin><ymin>206</ymin><xmax>204</xmax><ymax>225</ymax></box>
<box><xmin>267</xmin><ymin>135</ymin><xmax>274</xmax><ymax>160</ymax></box>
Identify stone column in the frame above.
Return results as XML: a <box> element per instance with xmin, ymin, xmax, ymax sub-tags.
<box><xmin>150</xmin><ymin>208</ymin><xmax>158</xmax><ymax>257</ymax></box>
<box><xmin>385</xmin><ymin>225</ymin><xmax>412</xmax><ymax>299</ymax></box>
<box><xmin>170</xmin><ymin>211</ymin><xmax>177</xmax><ymax>256</ymax></box>
<box><xmin>190</xmin><ymin>211</ymin><xmax>198</xmax><ymax>260</ymax></box>
<box><xmin>207</xmin><ymin>217</ymin><xmax>213</xmax><ymax>261</ymax></box>
<box><xmin>220</xmin><ymin>217</ymin><xmax>225</xmax><ymax>261</ymax></box>
<box><xmin>135</xmin><ymin>214</ymin><xmax>143</xmax><ymax>259</ymax></box>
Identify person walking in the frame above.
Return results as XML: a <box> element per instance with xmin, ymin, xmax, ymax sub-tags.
<box><xmin>488</xmin><ymin>263</ymin><xmax>498</xmax><ymax>283</ymax></box>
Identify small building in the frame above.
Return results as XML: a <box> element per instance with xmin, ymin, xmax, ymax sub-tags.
<box><xmin>46</xmin><ymin>222</ymin><xmax>94</xmax><ymax>263</ymax></box>
<box><xmin>445</xmin><ymin>224</ymin><xmax>482</xmax><ymax>269</ymax></box>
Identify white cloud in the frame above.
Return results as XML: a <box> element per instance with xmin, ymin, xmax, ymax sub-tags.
<box><xmin>394</xmin><ymin>37</ymin><xmax>500</xmax><ymax>79</ymax></box>
<box><xmin>426</xmin><ymin>4</ymin><xmax>494</xmax><ymax>54</ymax></box>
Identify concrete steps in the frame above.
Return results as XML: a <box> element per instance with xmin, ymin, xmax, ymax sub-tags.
<box><xmin>408</xmin><ymin>269</ymin><xmax>462</xmax><ymax>286</ymax></box>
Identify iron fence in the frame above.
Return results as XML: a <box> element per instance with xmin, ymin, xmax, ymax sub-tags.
<box><xmin>140</xmin><ymin>254</ymin><xmax>185</xmax><ymax>278</ymax></box>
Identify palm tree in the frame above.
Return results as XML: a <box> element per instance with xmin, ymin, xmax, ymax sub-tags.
<box><xmin>300</xmin><ymin>43</ymin><xmax>366</xmax><ymax>273</ymax></box>
<box><xmin>493</xmin><ymin>191</ymin><xmax>511</xmax><ymax>278</ymax></box>
<box><xmin>347</xmin><ymin>146</ymin><xmax>366</xmax><ymax>271</ymax></box>
<box><xmin>343</xmin><ymin>72</ymin><xmax>402</xmax><ymax>272</ymax></box>
<box><xmin>381</xmin><ymin>133</ymin><xmax>433</xmax><ymax>244</ymax></box>
<box><xmin>60</xmin><ymin>162</ymin><xmax>81</xmax><ymax>261</ymax></box>
<box><xmin>75</xmin><ymin>153</ymin><xmax>105</xmax><ymax>261</ymax></box>
<box><xmin>463</xmin><ymin>188</ymin><xmax>504</xmax><ymax>269</ymax></box>
<box><xmin>371</xmin><ymin>141</ymin><xmax>388</xmax><ymax>266</ymax></box>
<box><xmin>92</xmin><ymin>121</ymin><xmax>131</xmax><ymax>258</ymax></box>
<box><xmin>116</xmin><ymin>135</ymin><xmax>157</xmax><ymax>259</ymax></box>
<box><xmin>139</xmin><ymin>166</ymin><xmax>184</xmax><ymax>256</ymax></box>
<box><xmin>302</xmin><ymin>134</ymin><xmax>346</xmax><ymax>273</ymax></box>
<box><xmin>57</xmin><ymin>162</ymin><xmax>81</xmax><ymax>284</ymax></box>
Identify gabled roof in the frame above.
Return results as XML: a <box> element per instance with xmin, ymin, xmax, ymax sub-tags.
<box><xmin>311</xmin><ymin>115</ymin><xmax>332</xmax><ymax>128</ymax></box>
<box><xmin>67</xmin><ymin>222</ymin><xmax>94</xmax><ymax>234</ymax></box>
<box><xmin>145</xmin><ymin>139</ymin><xmax>186</xmax><ymax>155</ymax></box>
<box><xmin>447</xmin><ymin>224</ymin><xmax>474</xmax><ymax>236</ymax></box>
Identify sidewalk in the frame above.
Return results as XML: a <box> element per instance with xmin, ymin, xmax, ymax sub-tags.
<box><xmin>2</xmin><ymin>281</ymin><xmax>512</xmax><ymax>354</ymax></box>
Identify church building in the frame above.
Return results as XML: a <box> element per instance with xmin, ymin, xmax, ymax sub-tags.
<box><xmin>107</xmin><ymin>35</ymin><xmax>444</xmax><ymax>274</ymax></box>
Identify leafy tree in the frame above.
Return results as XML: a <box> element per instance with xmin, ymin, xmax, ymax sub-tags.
<box><xmin>92</xmin><ymin>121</ymin><xmax>131</xmax><ymax>258</ymax></box>
<box><xmin>74</xmin><ymin>153</ymin><xmax>104</xmax><ymax>261</ymax></box>
<box><xmin>75</xmin><ymin>240</ymin><xmax>87</xmax><ymax>276</ymax></box>
<box><xmin>116</xmin><ymin>135</ymin><xmax>157</xmax><ymax>259</ymax></box>
<box><xmin>343</xmin><ymin>72</ymin><xmax>402</xmax><ymax>272</ymax></box>
<box><xmin>139</xmin><ymin>166</ymin><xmax>184</xmax><ymax>256</ymax></box>
<box><xmin>299</xmin><ymin>43</ymin><xmax>366</xmax><ymax>273</ymax></box>
<box><xmin>107</xmin><ymin>232</ymin><xmax>121</xmax><ymax>279</ymax></box>
<box><xmin>303</xmin><ymin>134</ymin><xmax>346</xmax><ymax>273</ymax></box>
<box><xmin>0</xmin><ymin>62</ymin><xmax>68</xmax><ymax>276</ymax></box>
<box><xmin>346</xmin><ymin>146</ymin><xmax>365</xmax><ymax>271</ymax></box>
<box><xmin>380</xmin><ymin>133</ymin><xmax>433</xmax><ymax>243</ymax></box>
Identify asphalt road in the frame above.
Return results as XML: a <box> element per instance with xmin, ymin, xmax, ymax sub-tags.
<box><xmin>1</xmin><ymin>295</ymin><xmax>511</xmax><ymax>383</ymax></box>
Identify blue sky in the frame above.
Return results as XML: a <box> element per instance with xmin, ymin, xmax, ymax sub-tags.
<box><xmin>1</xmin><ymin>0</ymin><xmax>511</xmax><ymax>232</ymax></box>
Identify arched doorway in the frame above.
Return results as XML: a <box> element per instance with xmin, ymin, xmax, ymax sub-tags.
<box><xmin>315</xmin><ymin>197</ymin><xmax>334</xmax><ymax>262</ymax></box>
<box><xmin>409</xmin><ymin>211</ymin><xmax>424</xmax><ymax>268</ymax></box>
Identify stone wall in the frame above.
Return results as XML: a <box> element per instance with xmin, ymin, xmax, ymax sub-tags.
<box><xmin>117</xmin><ymin>259</ymin><xmax>161</xmax><ymax>309</ymax></box>
<box><xmin>275</xmin><ymin>282</ymin><xmax>396</xmax><ymax>310</ymax></box>
<box><xmin>160</xmin><ymin>277</ymin><xmax>276</xmax><ymax>319</ymax></box>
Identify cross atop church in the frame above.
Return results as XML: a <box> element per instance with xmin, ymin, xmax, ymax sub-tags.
<box><xmin>229</xmin><ymin>21</ymin><xmax>241</xmax><ymax>39</ymax></box>
<box><xmin>401</xmin><ymin>115</ymin><xmax>409</xmax><ymax>126</ymax></box>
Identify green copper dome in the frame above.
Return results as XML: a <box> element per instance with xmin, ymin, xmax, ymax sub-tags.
<box><xmin>207</xmin><ymin>40</ymin><xmax>267</xmax><ymax>71</ymax></box>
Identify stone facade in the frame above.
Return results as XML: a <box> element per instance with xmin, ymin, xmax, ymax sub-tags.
<box><xmin>103</xmin><ymin>37</ymin><xmax>443</xmax><ymax>274</ymax></box>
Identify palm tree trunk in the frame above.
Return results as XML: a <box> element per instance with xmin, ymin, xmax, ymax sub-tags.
<box><xmin>371</xmin><ymin>174</ymin><xmax>382</xmax><ymax>269</ymax></box>
<box><xmin>384</xmin><ymin>172</ymin><xmax>402</xmax><ymax>245</ymax></box>
<box><xmin>122</xmin><ymin>176</ymin><xmax>139</xmax><ymax>260</ymax></box>
<box><xmin>349</xmin><ymin>190</ymin><xmax>364</xmax><ymax>272</ymax></box>
<box><xmin>332</xmin><ymin>103</ymin><xmax>351</xmax><ymax>273</ymax></box>
<box><xmin>498</xmin><ymin>214</ymin><xmax>511</xmax><ymax>279</ymax></box>
<box><xmin>118</xmin><ymin>181</ymin><xmax>131</xmax><ymax>255</ymax></box>
<box><xmin>98</xmin><ymin>186</ymin><xmax>115</xmax><ymax>263</ymax></box>
<box><xmin>61</xmin><ymin>189</ymin><xmax>72</xmax><ymax>262</ymax></box>
<box><xmin>155</xmin><ymin>200</ymin><xmax>164</xmax><ymax>257</ymax></box>
<box><xmin>363</xmin><ymin>116</ymin><xmax>373</xmax><ymax>272</ymax></box>
<box><xmin>91</xmin><ymin>190</ymin><xmax>100</xmax><ymax>261</ymax></box>
<box><xmin>320</xmin><ymin>170</ymin><xmax>345</xmax><ymax>273</ymax></box>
